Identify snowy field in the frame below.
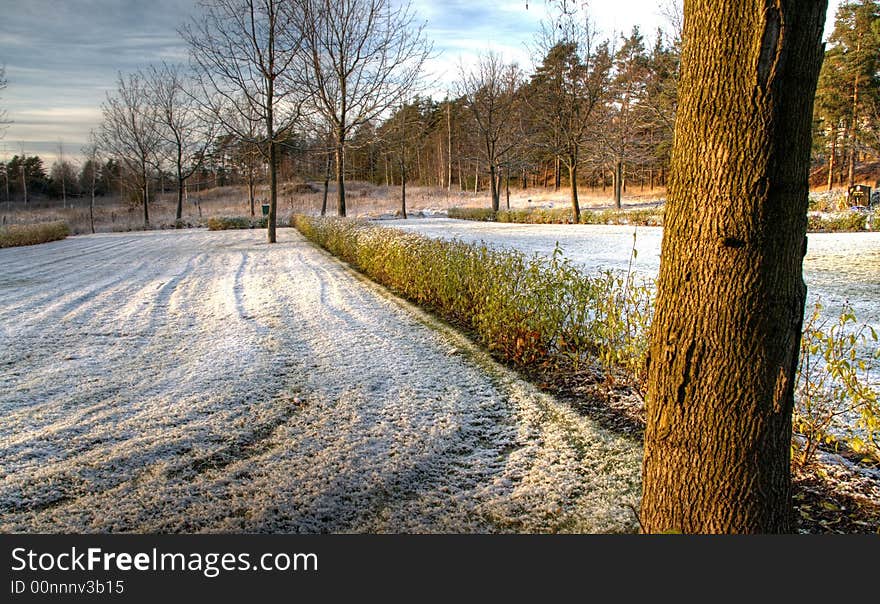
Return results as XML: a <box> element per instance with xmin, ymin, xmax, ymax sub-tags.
<box><xmin>388</xmin><ymin>219</ymin><xmax>880</xmax><ymax>330</ymax></box>
<box><xmin>0</xmin><ymin>229</ymin><xmax>641</xmax><ymax>533</ymax></box>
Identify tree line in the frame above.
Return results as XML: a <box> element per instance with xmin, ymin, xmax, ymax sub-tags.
<box><xmin>4</xmin><ymin>2</ymin><xmax>877</xmax><ymax>227</ymax></box>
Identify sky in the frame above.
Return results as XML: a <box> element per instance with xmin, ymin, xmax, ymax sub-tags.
<box><xmin>1</xmin><ymin>0</ymin><xmax>841</xmax><ymax>164</ymax></box>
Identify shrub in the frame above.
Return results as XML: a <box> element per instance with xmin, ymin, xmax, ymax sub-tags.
<box><xmin>794</xmin><ymin>302</ymin><xmax>880</xmax><ymax>466</ymax></box>
<box><xmin>578</xmin><ymin>209</ymin><xmax>664</xmax><ymax>226</ymax></box>
<box><xmin>292</xmin><ymin>215</ymin><xmax>655</xmax><ymax>381</ymax></box>
<box><xmin>447</xmin><ymin>207</ymin><xmax>496</xmax><ymax>221</ymax></box>
<box><xmin>449</xmin><ymin>206</ymin><xmax>664</xmax><ymax>226</ymax></box>
<box><xmin>207</xmin><ymin>216</ymin><xmax>268</xmax><ymax>230</ymax></box>
<box><xmin>807</xmin><ymin>211</ymin><xmax>869</xmax><ymax>232</ymax></box>
<box><xmin>0</xmin><ymin>222</ymin><xmax>70</xmax><ymax>248</ymax></box>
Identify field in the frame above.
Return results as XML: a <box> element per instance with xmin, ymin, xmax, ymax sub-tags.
<box><xmin>0</xmin><ymin>228</ymin><xmax>641</xmax><ymax>533</ymax></box>
<box><xmin>0</xmin><ymin>181</ymin><xmax>666</xmax><ymax>234</ymax></box>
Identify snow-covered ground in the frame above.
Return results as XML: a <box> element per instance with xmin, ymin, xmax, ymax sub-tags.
<box><xmin>388</xmin><ymin>219</ymin><xmax>880</xmax><ymax>330</ymax></box>
<box><xmin>0</xmin><ymin>229</ymin><xmax>641</xmax><ymax>533</ymax></box>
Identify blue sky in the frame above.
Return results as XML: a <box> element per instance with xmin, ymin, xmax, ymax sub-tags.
<box><xmin>1</xmin><ymin>0</ymin><xmax>841</xmax><ymax>164</ymax></box>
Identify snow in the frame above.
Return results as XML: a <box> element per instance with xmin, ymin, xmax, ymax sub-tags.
<box><xmin>387</xmin><ymin>218</ymin><xmax>880</xmax><ymax>330</ymax></box>
<box><xmin>0</xmin><ymin>229</ymin><xmax>641</xmax><ymax>533</ymax></box>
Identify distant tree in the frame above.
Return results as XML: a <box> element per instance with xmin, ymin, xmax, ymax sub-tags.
<box><xmin>182</xmin><ymin>0</ymin><xmax>304</xmax><ymax>243</ymax></box>
<box><xmin>218</xmin><ymin>107</ymin><xmax>265</xmax><ymax>217</ymax></box>
<box><xmin>144</xmin><ymin>62</ymin><xmax>216</xmax><ymax>222</ymax></box>
<box><xmin>0</xmin><ymin>162</ymin><xmax>8</xmax><ymax>202</ymax></box>
<box><xmin>814</xmin><ymin>45</ymin><xmax>850</xmax><ymax>190</ymax></box>
<box><xmin>641</xmin><ymin>29</ymin><xmax>680</xmax><ymax>186</ymax></box>
<box><xmin>379</xmin><ymin>100</ymin><xmax>429</xmax><ymax>218</ymax></box>
<box><xmin>601</xmin><ymin>27</ymin><xmax>653</xmax><ymax>208</ymax></box>
<box><xmin>98</xmin><ymin>72</ymin><xmax>162</xmax><ymax>226</ymax></box>
<box><xmin>7</xmin><ymin>155</ymin><xmax>48</xmax><ymax>201</ymax></box>
<box><xmin>0</xmin><ymin>65</ymin><xmax>8</xmax><ymax>137</ymax></box>
<box><xmin>49</xmin><ymin>157</ymin><xmax>80</xmax><ymax>200</ymax></box>
<box><xmin>293</xmin><ymin>0</ymin><xmax>432</xmax><ymax>216</ymax></box>
<box><xmin>458</xmin><ymin>52</ymin><xmax>523</xmax><ymax>212</ymax></box>
<box><xmin>818</xmin><ymin>0</ymin><xmax>880</xmax><ymax>188</ymax></box>
<box><xmin>528</xmin><ymin>13</ymin><xmax>612</xmax><ymax>220</ymax></box>
<box><xmin>81</xmin><ymin>133</ymin><xmax>101</xmax><ymax>234</ymax></box>
<box><xmin>641</xmin><ymin>0</ymin><xmax>827</xmax><ymax>533</ymax></box>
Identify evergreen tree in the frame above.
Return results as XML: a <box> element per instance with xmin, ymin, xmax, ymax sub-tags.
<box><xmin>816</xmin><ymin>0</ymin><xmax>880</xmax><ymax>188</ymax></box>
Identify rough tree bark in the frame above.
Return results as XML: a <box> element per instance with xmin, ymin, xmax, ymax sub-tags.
<box><xmin>640</xmin><ymin>0</ymin><xmax>827</xmax><ymax>534</ymax></box>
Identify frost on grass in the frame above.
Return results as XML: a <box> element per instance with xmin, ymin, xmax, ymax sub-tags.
<box><xmin>0</xmin><ymin>229</ymin><xmax>640</xmax><ymax>533</ymax></box>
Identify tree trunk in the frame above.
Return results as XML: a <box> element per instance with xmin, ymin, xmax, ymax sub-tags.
<box><xmin>321</xmin><ymin>151</ymin><xmax>331</xmax><ymax>217</ymax></box>
<box><xmin>613</xmin><ymin>160</ymin><xmax>623</xmax><ymax>209</ymax></box>
<box><xmin>400</xmin><ymin>158</ymin><xmax>407</xmax><ymax>219</ymax></box>
<box><xmin>554</xmin><ymin>156</ymin><xmax>561</xmax><ymax>191</ymax></box>
<box><xmin>567</xmin><ymin>161</ymin><xmax>580</xmax><ymax>222</ymax></box>
<box><xmin>89</xmin><ymin>170</ymin><xmax>96</xmax><ymax>235</ymax></box>
<box><xmin>176</xmin><ymin>146</ymin><xmax>184</xmax><ymax>223</ymax></box>
<box><xmin>336</xmin><ymin>138</ymin><xmax>346</xmax><ymax>217</ymax></box>
<box><xmin>248</xmin><ymin>166</ymin><xmax>255</xmax><ymax>217</ymax></box>
<box><xmin>142</xmin><ymin>168</ymin><xmax>150</xmax><ymax>226</ymax></box>
<box><xmin>505</xmin><ymin>165</ymin><xmax>510</xmax><ymax>210</ymax></box>
<box><xmin>489</xmin><ymin>163</ymin><xmax>499</xmax><ymax>212</ymax></box>
<box><xmin>827</xmin><ymin>124</ymin><xmax>836</xmax><ymax>192</ymax></box>
<box><xmin>447</xmin><ymin>103</ymin><xmax>453</xmax><ymax>192</ymax></box>
<box><xmin>641</xmin><ymin>0</ymin><xmax>826</xmax><ymax>534</ymax></box>
<box><xmin>268</xmin><ymin>139</ymin><xmax>278</xmax><ymax>243</ymax></box>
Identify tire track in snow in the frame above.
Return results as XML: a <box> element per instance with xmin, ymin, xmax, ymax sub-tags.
<box><xmin>0</xmin><ymin>229</ymin><xmax>641</xmax><ymax>533</ymax></box>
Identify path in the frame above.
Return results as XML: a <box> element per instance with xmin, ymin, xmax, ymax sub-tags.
<box><xmin>0</xmin><ymin>229</ymin><xmax>640</xmax><ymax>533</ymax></box>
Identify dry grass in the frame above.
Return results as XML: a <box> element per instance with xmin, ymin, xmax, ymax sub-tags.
<box><xmin>0</xmin><ymin>221</ymin><xmax>70</xmax><ymax>248</ymax></box>
<box><xmin>0</xmin><ymin>180</ymin><xmax>667</xmax><ymax>232</ymax></box>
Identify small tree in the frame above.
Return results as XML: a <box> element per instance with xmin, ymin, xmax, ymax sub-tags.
<box><xmin>294</xmin><ymin>0</ymin><xmax>431</xmax><ymax>216</ymax></box>
<box><xmin>458</xmin><ymin>53</ymin><xmax>522</xmax><ymax>212</ymax></box>
<box><xmin>145</xmin><ymin>62</ymin><xmax>216</xmax><ymax>223</ymax></box>
<box><xmin>81</xmin><ymin>134</ymin><xmax>101</xmax><ymax>234</ymax></box>
<box><xmin>182</xmin><ymin>0</ymin><xmax>304</xmax><ymax>242</ymax></box>
<box><xmin>528</xmin><ymin>13</ymin><xmax>611</xmax><ymax>220</ymax></box>
<box><xmin>98</xmin><ymin>72</ymin><xmax>162</xmax><ymax>226</ymax></box>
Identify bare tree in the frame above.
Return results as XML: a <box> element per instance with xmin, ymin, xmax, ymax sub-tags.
<box><xmin>294</xmin><ymin>0</ymin><xmax>432</xmax><ymax>216</ymax></box>
<box><xmin>145</xmin><ymin>62</ymin><xmax>216</xmax><ymax>223</ymax></box>
<box><xmin>458</xmin><ymin>52</ymin><xmax>522</xmax><ymax>212</ymax></box>
<box><xmin>0</xmin><ymin>65</ymin><xmax>8</xmax><ymax>138</ymax></box>
<box><xmin>99</xmin><ymin>72</ymin><xmax>162</xmax><ymax>226</ymax></box>
<box><xmin>82</xmin><ymin>133</ymin><xmax>101</xmax><ymax>234</ymax></box>
<box><xmin>182</xmin><ymin>0</ymin><xmax>304</xmax><ymax>242</ymax></box>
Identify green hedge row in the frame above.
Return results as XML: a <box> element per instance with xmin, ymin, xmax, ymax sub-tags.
<box><xmin>292</xmin><ymin>215</ymin><xmax>654</xmax><ymax>380</ymax></box>
<box><xmin>206</xmin><ymin>216</ymin><xmax>269</xmax><ymax>231</ymax></box>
